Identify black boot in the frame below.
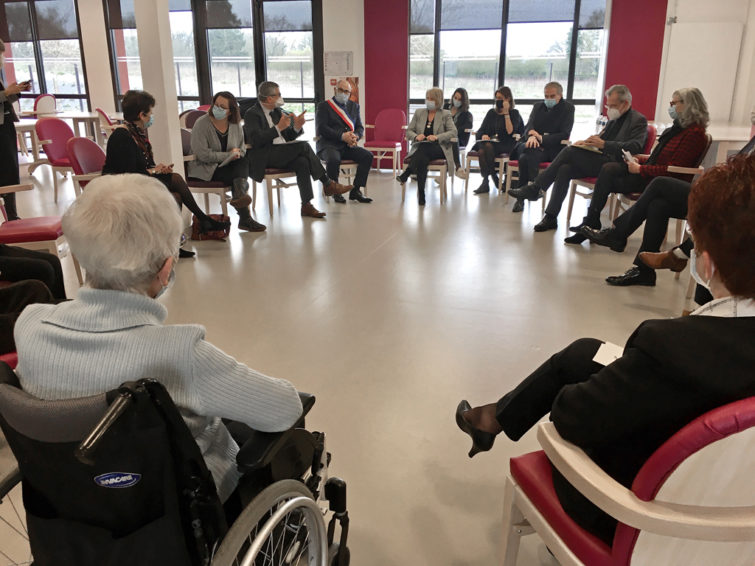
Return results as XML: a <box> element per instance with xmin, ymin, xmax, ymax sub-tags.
<box><xmin>237</xmin><ymin>207</ymin><xmax>266</xmax><ymax>232</ymax></box>
<box><xmin>418</xmin><ymin>187</ymin><xmax>426</xmax><ymax>206</ymax></box>
<box><xmin>473</xmin><ymin>178</ymin><xmax>490</xmax><ymax>194</ymax></box>
<box><xmin>230</xmin><ymin>178</ymin><xmax>252</xmax><ymax>208</ymax></box>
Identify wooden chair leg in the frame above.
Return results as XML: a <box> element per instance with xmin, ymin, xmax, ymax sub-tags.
<box><xmin>566</xmin><ymin>181</ymin><xmax>577</xmax><ymax>226</ymax></box>
<box><xmin>267</xmin><ymin>179</ymin><xmax>274</xmax><ymax>217</ymax></box>
<box><xmin>220</xmin><ymin>192</ymin><xmax>228</xmax><ymax>217</ymax></box>
<box><xmin>53</xmin><ymin>169</ymin><xmax>59</xmax><ymax>204</ymax></box>
<box><xmin>203</xmin><ymin>194</ymin><xmax>210</xmax><ymax>213</ymax></box>
<box><xmin>500</xmin><ymin>478</ymin><xmax>525</xmax><ymax>566</ymax></box>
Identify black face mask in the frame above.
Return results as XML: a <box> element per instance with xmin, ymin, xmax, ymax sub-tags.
<box><xmin>495</xmin><ymin>99</ymin><xmax>504</xmax><ymax>110</ymax></box>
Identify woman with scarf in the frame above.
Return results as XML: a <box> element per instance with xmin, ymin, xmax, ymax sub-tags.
<box><xmin>566</xmin><ymin>87</ymin><xmax>709</xmax><ymax>244</ymax></box>
<box><xmin>102</xmin><ymin>90</ymin><xmax>229</xmax><ymax>257</ymax></box>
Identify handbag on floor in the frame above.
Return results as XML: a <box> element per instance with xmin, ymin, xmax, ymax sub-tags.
<box><xmin>190</xmin><ymin>214</ymin><xmax>230</xmax><ymax>241</ymax></box>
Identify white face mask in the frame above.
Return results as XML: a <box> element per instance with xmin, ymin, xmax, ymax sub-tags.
<box><xmin>690</xmin><ymin>251</ymin><xmax>715</xmax><ymax>290</ymax></box>
<box><xmin>154</xmin><ymin>268</ymin><xmax>175</xmax><ymax>299</ymax></box>
<box><xmin>452</xmin><ymin>99</ymin><xmax>461</xmax><ymax>108</ymax></box>
<box><xmin>274</xmin><ymin>97</ymin><xmax>285</xmax><ymax>108</ymax></box>
<box><xmin>606</xmin><ymin>107</ymin><xmax>621</xmax><ymax>121</ymax></box>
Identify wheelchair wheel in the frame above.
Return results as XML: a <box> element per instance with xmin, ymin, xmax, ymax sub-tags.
<box><xmin>0</xmin><ymin>461</ymin><xmax>29</xmax><ymax>565</ymax></box>
<box><xmin>212</xmin><ymin>479</ymin><xmax>327</xmax><ymax>566</ymax></box>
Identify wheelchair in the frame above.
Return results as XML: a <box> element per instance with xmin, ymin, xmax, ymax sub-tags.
<box><xmin>0</xmin><ymin>362</ymin><xmax>350</xmax><ymax>566</ymax></box>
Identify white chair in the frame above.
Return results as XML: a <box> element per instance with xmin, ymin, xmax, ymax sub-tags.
<box><xmin>501</xmin><ymin>400</ymin><xmax>755</xmax><ymax>566</ymax></box>
<box><xmin>462</xmin><ymin>129</ymin><xmax>515</xmax><ymax>199</ymax></box>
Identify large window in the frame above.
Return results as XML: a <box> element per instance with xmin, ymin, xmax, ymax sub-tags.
<box><xmin>0</xmin><ymin>0</ymin><xmax>88</xmax><ymax>111</ymax></box>
<box><xmin>103</xmin><ymin>0</ymin><xmax>323</xmax><ymax>112</ymax></box>
<box><xmin>409</xmin><ymin>0</ymin><xmax>607</xmax><ymax>136</ymax></box>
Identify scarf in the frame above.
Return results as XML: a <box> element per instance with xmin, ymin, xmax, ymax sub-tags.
<box><xmin>125</xmin><ymin>121</ymin><xmax>155</xmax><ymax>168</ymax></box>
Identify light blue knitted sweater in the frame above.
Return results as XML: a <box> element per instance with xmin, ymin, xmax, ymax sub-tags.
<box><xmin>14</xmin><ymin>288</ymin><xmax>302</xmax><ymax>501</ymax></box>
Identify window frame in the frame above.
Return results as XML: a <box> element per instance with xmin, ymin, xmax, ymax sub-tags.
<box><xmin>409</xmin><ymin>0</ymin><xmax>605</xmax><ymax>110</ymax></box>
<box><xmin>1</xmin><ymin>0</ymin><xmax>90</xmax><ymax>110</ymax></box>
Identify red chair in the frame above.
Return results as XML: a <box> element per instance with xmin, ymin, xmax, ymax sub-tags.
<box><xmin>0</xmin><ymin>184</ymin><xmax>83</xmax><ymax>287</ymax></box>
<box><xmin>66</xmin><ymin>137</ymin><xmax>106</xmax><ymax>196</ymax></box>
<box><xmin>0</xmin><ymin>352</ymin><xmax>18</xmax><ymax>369</ymax></box>
<box><xmin>501</xmin><ymin>397</ymin><xmax>755</xmax><ymax>565</ymax></box>
<box><xmin>364</xmin><ymin>109</ymin><xmax>406</xmax><ymax>177</ymax></box>
<box><xmin>33</xmin><ymin>93</ymin><xmax>56</xmax><ymax>115</ymax></box>
<box><xmin>33</xmin><ymin>117</ymin><xmax>76</xmax><ymax>203</ymax></box>
<box><xmin>180</xmin><ymin>129</ymin><xmax>230</xmax><ymax>216</ymax></box>
<box><xmin>184</xmin><ymin>110</ymin><xmax>206</xmax><ymax>130</ymax></box>
<box><xmin>566</xmin><ymin>124</ymin><xmax>657</xmax><ymax>224</ymax></box>
<box><xmin>196</xmin><ymin>104</ymin><xmax>211</xmax><ymax>112</ymax></box>
<box><xmin>95</xmin><ymin>107</ymin><xmax>118</xmax><ymax>142</ymax></box>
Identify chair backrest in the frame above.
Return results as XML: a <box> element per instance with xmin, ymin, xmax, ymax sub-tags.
<box><xmin>612</xmin><ymin>396</ymin><xmax>755</xmax><ymax>565</ymax></box>
<box><xmin>33</xmin><ymin>93</ymin><xmax>56</xmax><ymax>114</ymax></box>
<box><xmin>95</xmin><ymin>107</ymin><xmax>115</xmax><ymax>127</ymax></box>
<box><xmin>696</xmin><ymin>133</ymin><xmax>713</xmax><ymax>167</ymax></box>
<box><xmin>196</xmin><ymin>104</ymin><xmax>211</xmax><ymax>112</ymax></box>
<box><xmin>180</xmin><ymin>128</ymin><xmax>192</xmax><ymax>156</ymax></box>
<box><xmin>642</xmin><ymin>124</ymin><xmax>657</xmax><ymax>155</ymax></box>
<box><xmin>11</xmin><ymin>99</ymin><xmax>21</xmax><ymax>115</ymax></box>
<box><xmin>184</xmin><ymin>110</ymin><xmax>205</xmax><ymax>130</ymax></box>
<box><xmin>0</xmin><ymin>368</ymin><xmax>226</xmax><ymax>566</ymax></box>
<box><xmin>35</xmin><ymin>117</ymin><xmax>75</xmax><ymax>165</ymax></box>
<box><xmin>66</xmin><ymin>136</ymin><xmax>106</xmax><ymax>175</ymax></box>
<box><xmin>373</xmin><ymin>108</ymin><xmax>407</xmax><ymax>142</ymax></box>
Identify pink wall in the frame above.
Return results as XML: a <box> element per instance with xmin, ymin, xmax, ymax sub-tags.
<box><xmin>364</xmin><ymin>0</ymin><xmax>408</xmax><ymax>150</ymax></box>
<box><xmin>604</xmin><ymin>0</ymin><xmax>668</xmax><ymax>118</ymax></box>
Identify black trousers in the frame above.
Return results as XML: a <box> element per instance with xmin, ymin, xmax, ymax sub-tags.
<box><xmin>210</xmin><ymin>158</ymin><xmax>248</xmax><ymax>186</ymax></box>
<box><xmin>1</xmin><ymin>117</ymin><xmax>21</xmax><ymax>220</ymax></box>
<box><xmin>495</xmin><ymin>337</ymin><xmax>617</xmax><ymax>544</ymax></box>
<box><xmin>583</xmin><ymin>162</ymin><xmax>649</xmax><ymax>227</ymax></box>
<box><xmin>403</xmin><ymin>143</ymin><xmax>445</xmax><ymax>192</ymax></box>
<box><xmin>264</xmin><ymin>143</ymin><xmax>328</xmax><ymax>204</ymax></box>
<box><xmin>534</xmin><ymin>146</ymin><xmax>612</xmax><ymax>217</ymax></box>
<box><xmin>472</xmin><ymin>140</ymin><xmax>516</xmax><ymax>178</ymax></box>
<box><xmin>608</xmin><ymin>177</ymin><xmax>690</xmax><ymax>274</ymax></box>
<box><xmin>514</xmin><ymin>143</ymin><xmax>563</xmax><ymax>188</ymax></box>
<box><xmin>0</xmin><ymin>280</ymin><xmax>55</xmax><ymax>354</ymax></box>
<box><xmin>317</xmin><ymin>145</ymin><xmax>373</xmax><ymax>190</ymax></box>
<box><xmin>0</xmin><ymin>244</ymin><xmax>66</xmax><ymax>300</ymax></box>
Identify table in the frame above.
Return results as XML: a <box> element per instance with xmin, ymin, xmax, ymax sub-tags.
<box><xmin>14</xmin><ymin>119</ymin><xmax>47</xmax><ymax>173</ymax></box>
<box><xmin>18</xmin><ymin>111</ymin><xmax>123</xmax><ymax>147</ymax></box>
<box><xmin>650</xmin><ymin>121</ymin><xmax>752</xmax><ymax>165</ymax></box>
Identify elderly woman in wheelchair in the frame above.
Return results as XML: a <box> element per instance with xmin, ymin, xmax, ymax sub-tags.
<box><xmin>0</xmin><ymin>174</ymin><xmax>350</xmax><ymax>566</ymax></box>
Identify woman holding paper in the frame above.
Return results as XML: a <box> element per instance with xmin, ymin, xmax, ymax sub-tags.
<box><xmin>455</xmin><ymin>154</ymin><xmax>755</xmax><ymax>545</ymax></box>
<box><xmin>188</xmin><ymin>91</ymin><xmax>265</xmax><ymax>232</ymax></box>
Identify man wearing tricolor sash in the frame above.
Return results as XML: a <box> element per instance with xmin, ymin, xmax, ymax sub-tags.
<box><xmin>316</xmin><ymin>79</ymin><xmax>374</xmax><ymax>204</ymax></box>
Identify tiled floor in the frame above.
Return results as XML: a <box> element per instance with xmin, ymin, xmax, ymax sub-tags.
<box><xmin>0</xmin><ymin>161</ymin><xmax>691</xmax><ymax>565</ymax></box>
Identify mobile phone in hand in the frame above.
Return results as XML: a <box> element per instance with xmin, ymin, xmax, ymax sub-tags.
<box><xmin>622</xmin><ymin>149</ymin><xmax>636</xmax><ymax>163</ymax></box>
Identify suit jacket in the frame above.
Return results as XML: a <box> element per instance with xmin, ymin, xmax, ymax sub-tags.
<box><xmin>0</xmin><ymin>79</ymin><xmax>20</xmax><ymax>126</ymax></box>
<box><xmin>315</xmin><ymin>98</ymin><xmax>364</xmax><ymax>153</ymax></box>
<box><xmin>522</xmin><ymin>99</ymin><xmax>575</xmax><ymax>149</ymax></box>
<box><xmin>600</xmin><ymin>108</ymin><xmax>648</xmax><ymax>161</ymax></box>
<box><xmin>243</xmin><ymin>103</ymin><xmax>303</xmax><ymax>182</ymax></box>
<box><xmin>406</xmin><ymin>108</ymin><xmax>457</xmax><ymax>167</ymax></box>
<box><xmin>550</xmin><ymin>314</ymin><xmax>755</xmax><ymax>522</ymax></box>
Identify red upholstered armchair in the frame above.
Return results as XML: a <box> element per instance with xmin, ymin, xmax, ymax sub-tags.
<box><xmin>33</xmin><ymin>117</ymin><xmax>76</xmax><ymax>203</ymax></box>
<box><xmin>501</xmin><ymin>397</ymin><xmax>755</xmax><ymax>565</ymax></box>
<box><xmin>364</xmin><ymin>108</ymin><xmax>406</xmax><ymax>177</ymax></box>
<box><xmin>66</xmin><ymin>137</ymin><xmax>106</xmax><ymax>196</ymax></box>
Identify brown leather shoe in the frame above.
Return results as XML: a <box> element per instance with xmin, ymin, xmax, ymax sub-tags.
<box><xmin>323</xmin><ymin>180</ymin><xmax>353</xmax><ymax>196</ymax></box>
<box><xmin>638</xmin><ymin>250</ymin><xmax>688</xmax><ymax>272</ymax></box>
<box><xmin>301</xmin><ymin>202</ymin><xmax>326</xmax><ymax>218</ymax></box>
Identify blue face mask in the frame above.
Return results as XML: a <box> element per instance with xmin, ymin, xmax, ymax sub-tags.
<box><xmin>452</xmin><ymin>99</ymin><xmax>462</xmax><ymax>108</ymax></box>
<box><xmin>544</xmin><ymin>98</ymin><xmax>557</xmax><ymax>109</ymax></box>
<box><xmin>690</xmin><ymin>251</ymin><xmax>714</xmax><ymax>291</ymax></box>
<box><xmin>426</xmin><ymin>100</ymin><xmax>436</xmax><ymax>111</ymax></box>
<box><xmin>335</xmin><ymin>92</ymin><xmax>349</xmax><ymax>105</ymax></box>
<box><xmin>668</xmin><ymin>106</ymin><xmax>678</xmax><ymax>121</ymax></box>
<box><xmin>143</xmin><ymin>115</ymin><xmax>154</xmax><ymax>129</ymax></box>
<box><xmin>212</xmin><ymin>105</ymin><xmax>227</xmax><ymax>120</ymax></box>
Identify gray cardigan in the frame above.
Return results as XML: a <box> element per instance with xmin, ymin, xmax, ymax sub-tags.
<box><xmin>14</xmin><ymin>288</ymin><xmax>302</xmax><ymax>501</ymax></box>
<box><xmin>406</xmin><ymin>108</ymin><xmax>457</xmax><ymax>169</ymax></box>
<box><xmin>187</xmin><ymin>114</ymin><xmax>247</xmax><ymax>181</ymax></box>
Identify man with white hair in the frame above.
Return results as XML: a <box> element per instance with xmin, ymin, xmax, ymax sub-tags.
<box><xmin>14</xmin><ymin>174</ymin><xmax>303</xmax><ymax>503</ymax></box>
<box><xmin>315</xmin><ymin>79</ymin><xmax>373</xmax><ymax>204</ymax></box>
<box><xmin>510</xmin><ymin>84</ymin><xmax>648</xmax><ymax>232</ymax></box>
<box><xmin>244</xmin><ymin>81</ymin><xmax>352</xmax><ymax>219</ymax></box>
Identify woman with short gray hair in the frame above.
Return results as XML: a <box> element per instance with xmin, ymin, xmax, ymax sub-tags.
<box><xmin>14</xmin><ymin>174</ymin><xmax>303</xmax><ymax>504</ymax></box>
<box><xmin>397</xmin><ymin>87</ymin><xmax>457</xmax><ymax>205</ymax></box>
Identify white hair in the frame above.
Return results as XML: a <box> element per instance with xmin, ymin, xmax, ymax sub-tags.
<box><xmin>606</xmin><ymin>84</ymin><xmax>632</xmax><ymax>105</ymax></box>
<box><xmin>62</xmin><ymin>174</ymin><xmax>183</xmax><ymax>293</ymax></box>
<box><xmin>674</xmin><ymin>87</ymin><xmax>709</xmax><ymax>128</ymax></box>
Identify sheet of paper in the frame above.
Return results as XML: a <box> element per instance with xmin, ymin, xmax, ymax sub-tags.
<box><xmin>218</xmin><ymin>154</ymin><xmax>236</xmax><ymax>168</ymax></box>
<box><xmin>572</xmin><ymin>143</ymin><xmax>602</xmax><ymax>154</ymax></box>
<box><xmin>593</xmin><ymin>341</ymin><xmax>624</xmax><ymax>366</ymax></box>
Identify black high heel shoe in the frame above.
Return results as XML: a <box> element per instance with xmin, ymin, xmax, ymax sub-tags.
<box><xmin>456</xmin><ymin>400</ymin><xmax>496</xmax><ymax>458</ymax></box>
<box><xmin>199</xmin><ymin>217</ymin><xmax>231</xmax><ymax>234</ymax></box>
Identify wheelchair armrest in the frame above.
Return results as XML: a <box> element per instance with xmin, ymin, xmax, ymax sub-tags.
<box><xmin>235</xmin><ymin>392</ymin><xmax>316</xmax><ymax>471</ymax></box>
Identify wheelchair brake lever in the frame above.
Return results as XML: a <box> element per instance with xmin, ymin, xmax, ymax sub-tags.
<box><xmin>75</xmin><ymin>389</ymin><xmax>135</xmax><ymax>465</ymax></box>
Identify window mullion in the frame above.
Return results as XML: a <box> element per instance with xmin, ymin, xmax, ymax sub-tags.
<box><xmin>192</xmin><ymin>0</ymin><xmax>212</xmax><ymax>103</ymax></box>
<box><xmin>27</xmin><ymin>1</ymin><xmax>47</xmax><ymax>94</ymax></box>
<box><xmin>252</xmin><ymin>0</ymin><xmax>266</xmax><ymax>87</ymax></box>
<box><xmin>432</xmin><ymin>0</ymin><xmax>441</xmax><ymax>87</ymax></box>
<box><xmin>566</xmin><ymin>0</ymin><xmax>581</xmax><ymax>100</ymax></box>
<box><xmin>499</xmin><ymin>0</ymin><xmax>509</xmax><ymax>88</ymax></box>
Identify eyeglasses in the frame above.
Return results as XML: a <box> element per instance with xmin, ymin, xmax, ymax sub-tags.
<box><xmin>336</xmin><ymin>88</ymin><xmax>351</xmax><ymax>95</ymax></box>
<box><xmin>669</xmin><ymin>100</ymin><xmax>680</xmax><ymax>106</ymax></box>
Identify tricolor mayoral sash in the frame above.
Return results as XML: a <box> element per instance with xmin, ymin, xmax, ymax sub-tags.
<box><xmin>326</xmin><ymin>99</ymin><xmax>355</xmax><ymax>131</ymax></box>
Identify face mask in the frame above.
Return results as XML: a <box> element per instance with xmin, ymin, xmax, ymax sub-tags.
<box><xmin>212</xmin><ymin>105</ymin><xmax>227</xmax><ymax>120</ymax></box>
<box><xmin>606</xmin><ymin>107</ymin><xmax>621</xmax><ymax>121</ymax></box>
<box><xmin>274</xmin><ymin>97</ymin><xmax>285</xmax><ymax>108</ymax></box>
<box><xmin>335</xmin><ymin>92</ymin><xmax>349</xmax><ymax>105</ymax></box>
<box><xmin>143</xmin><ymin>115</ymin><xmax>154</xmax><ymax>129</ymax></box>
<box><xmin>425</xmin><ymin>100</ymin><xmax>436</xmax><ymax>111</ymax></box>
<box><xmin>544</xmin><ymin>98</ymin><xmax>557</xmax><ymax>109</ymax></box>
<box><xmin>668</xmin><ymin>106</ymin><xmax>678</xmax><ymax>121</ymax></box>
<box><xmin>495</xmin><ymin>99</ymin><xmax>504</xmax><ymax>110</ymax></box>
<box><xmin>690</xmin><ymin>251</ymin><xmax>715</xmax><ymax>290</ymax></box>
<box><xmin>452</xmin><ymin>99</ymin><xmax>462</xmax><ymax>108</ymax></box>
<box><xmin>154</xmin><ymin>267</ymin><xmax>175</xmax><ymax>299</ymax></box>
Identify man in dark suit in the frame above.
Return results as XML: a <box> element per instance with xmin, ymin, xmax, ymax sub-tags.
<box><xmin>457</xmin><ymin>153</ymin><xmax>755</xmax><ymax>544</ymax></box>
<box><xmin>315</xmin><ymin>79</ymin><xmax>373</xmax><ymax>204</ymax></box>
<box><xmin>511</xmin><ymin>81</ymin><xmax>575</xmax><ymax>213</ymax></box>
<box><xmin>510</xmin><ymin>84</ymin><xmax>648</xmax><ymax>232</ymax></box>
<box><xmin>243</xmin><ymin>81</ymin><xmax>352</xmax><ymax>219</ymax></box>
